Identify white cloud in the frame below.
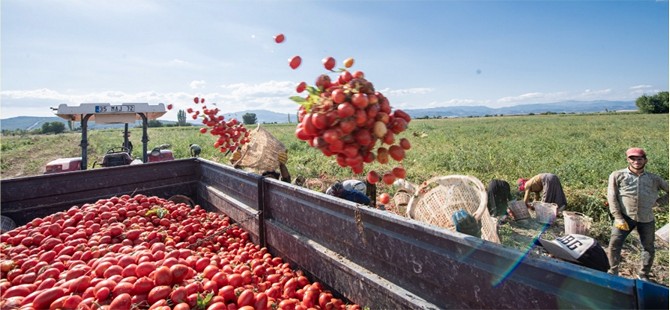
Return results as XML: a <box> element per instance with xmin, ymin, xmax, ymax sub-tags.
<box><xmin>630</xmin><ymin>84</ymin><xmax>652</xmax><ymax>90</ymax></box>
<box><xmin>190</xmin><ymin>80</ymin><xmax>207</xmax><ymax>89</ymax></box>
<box><xmin>378</xmin><ymin>87</ymin><xmax>434</xmax><ymax>96</ymax></box>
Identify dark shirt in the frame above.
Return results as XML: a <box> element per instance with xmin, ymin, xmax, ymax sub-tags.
<box><xmin>338</xmin><ymin>189</ymin><xmax>371</xmax><ymax>205</ymax></box>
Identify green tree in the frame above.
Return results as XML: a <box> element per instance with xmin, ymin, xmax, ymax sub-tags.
<box><xmin>148</xmin><ymin>120</ymin><xmax>163</xmax><ymax>127</ymax></box>
<box><xmin>636</xmin><ymin>91</ymin><xmax>669</xmax><ymax>114</ymax></box>
<box><xmin>177</xmin><ymin>109</ymin><xmax>187</xmax><ymax>126</ymax></box>
<box><xmin>41</xmin><ymin>121</ymin><xmax>65</xmax><ymax>134</ymax></box>
<box><xmin>242</xmin><ymin>113</ymin><xmax>257</xmax><ymax>125</ymax></box>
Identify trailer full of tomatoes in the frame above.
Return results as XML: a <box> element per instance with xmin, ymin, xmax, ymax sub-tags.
<box><xmin>287</xmin><ymin>53</ymin><xmax>412</xmax><ymax>186</ymax></box>
<box><xmin>0</xmin><ymin>195</ymin><xmax>360</xmax><ymax>310</ymax></box>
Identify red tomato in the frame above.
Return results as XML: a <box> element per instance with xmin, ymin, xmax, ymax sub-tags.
<box><xmin>147</xmin><ymin>285</ymin><xmax>172</xmax><ymax>304</ymax></box>
<box><xmin>388</xmin><ymin>145</ymin><xmax>405</xmax><ymax>161</ymax></box>
<box><xmin>170</xmin><ymin>264</ymin><xmax>190</xmax><ymax>283</ymax></box>
<box><xmin>392</xmin><ymin>166</ymin><xmax>406</xmax><ymax>179</ymax></box>
<box><xmin>170</xmin><ymin>286</ymin><xmax>188</xmax><ymax>304</ymax></box>
<box><xmin>274</xmin><ymin>34</ymin><xmax>285</xmax><ymax>43</ymax></box>
<box><xmin>399</xmin><ymin>138</ymin><xmax>411</xmax><ymax>150</ymax></box>
<box><xmin>153</xmin><ymin>266</ymin><xmax>173</xmax><ymax>286</ymax></box>
<box><xmin>289</xmin><ymin>56</ymin><xmax>301</xmax><ymax>70</ymax></box>
<box><xmin>343</xmin><ymin>57</ymin><xmax>354</xmax><ymax>68</ymax></box>
<box><xmin>31</xmin><ymin>287</ymin><xmax>66</xmax><ymax>310</ymax></box>
<box><xmin>254</xmin><ymin>292</ymin><xmax>269</xmax><ymax>310</ymax></box>
<box><xmin>237</xmin><ymin>289</ymin><xmax>254</xmax><ymax>307</ymax></box>
<box><xmin>109</xmin><ymin>293</ymin><xmax>132</xmax><ymax>310</ymax></box>
<box><xmin>379</xmin><ymin>193</ymin><xmax>391</xmax><ymax>204</ymax></box>
<box><xmin>382</xmin><ymin>173</ymin><xmax>396</xmax><ymax>185</ymax></box>
<box><xmin>322</xmin><ymin>57</ymin><xmax>336</xmax><ymax>70</ymax></box>
<box><xmin>367</xmin><ymin>171</ymin><xmax>380</xmax><ymax>184</ymax></box>
<box><xmin>296</xmin><ymin>82</ymin><xmax>307</xmax><ymax>93</ymax></box>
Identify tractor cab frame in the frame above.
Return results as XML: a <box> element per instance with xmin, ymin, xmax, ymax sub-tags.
<box><xmin>52</xmin><ymin>103</ymin><xmax>167</xmax><ymax>171</ymax></box>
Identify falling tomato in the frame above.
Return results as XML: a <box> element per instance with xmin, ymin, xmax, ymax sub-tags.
<box><xmin>289</xmin><ymin>56</ymin><xmax>302</xmax><ymax>69</ymax></box>
<box><xmin>167</xmin><ymin>104</ymin><xmax>173</xmax><ymax>110</ymax></box>
<box><xmin>274</xmin><ymin>33</ymin><xmax>285</xmax><ymax>43</ymax></box>
<box><xmin>296</xmin><ymin>82</ymin><xmax>307</xmax><ymax>93</ymax></box>
<box><xmin>379</xmin><ymin>193</ymin><xmax>391</xmax><ymax>204</ymax></box>
<box><xmin>322</xmin><ymin>57</ymin><xmax>336</xmax><ymax>71</ymax></box>
<box><xmin>343</xmin><ymin>57</ymin><xmax>354</xmax><ymax>68</ymax></box>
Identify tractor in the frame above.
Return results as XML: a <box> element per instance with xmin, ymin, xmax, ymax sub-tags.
<box><xmin>44</xmin><ymin>103</ymin><xmax>174</xmax><ymax>174</ymax></box>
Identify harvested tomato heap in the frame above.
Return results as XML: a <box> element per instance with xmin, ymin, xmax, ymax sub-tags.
<box><xmin>291</xmin><ymin>57</ymin><xmax>412</xmax><ymax>185</ymax></box>
<box><xmin>0</xmin><ymin>195</ymin><xmax>359</xmax><ymax>310</ymax></box>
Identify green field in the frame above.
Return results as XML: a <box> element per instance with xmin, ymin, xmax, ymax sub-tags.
<box><xmin>2</xmin><ymin>112</ymin><xmax>669</xmax><ymax>284</ymax></box>
<box><xmin>2</xmin><ymin>112</ymin><xmax>668</xmax><ymax>226</ymax></box>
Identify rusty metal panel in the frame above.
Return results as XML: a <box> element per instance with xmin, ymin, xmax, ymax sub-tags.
<box><xmin>261</xmin><ymin>178</ymin><xmax>642</xmax><ymax>309</ymax></box>
<box><xmin>196</xmin><ymin>159</ymin><xmax>260</xmax><ymax>210</ymax></box>
<box><xmin>196</xmin><ymin>183</ymin><xmax>262</xmax><ymax>244</ymax></box>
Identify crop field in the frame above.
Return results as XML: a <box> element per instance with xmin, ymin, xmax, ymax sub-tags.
<box><xmin>2</xmin><ymin>112</ymin><xmax>668</xmax><ymax>284</ymax></box>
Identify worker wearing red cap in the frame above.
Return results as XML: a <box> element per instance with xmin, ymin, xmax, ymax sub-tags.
<box><xmin>607</xmin><ymin>147</ymin><xmax>668</xmax><ymax>281</ymax></box>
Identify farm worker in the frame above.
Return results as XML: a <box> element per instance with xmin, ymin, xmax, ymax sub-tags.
<box><xmin>327</xmin><ymin>182</ymin><xmax>371</xmax><ymax>205</ymax></box>
<box><xmin>517</xmin><ymin>173</ymin><xmax>568</xmax><ymax>211</ymax></box>
<box><xmin>487</xmin><ymin>179</ymin><xmax>514</xmax><ymax>217</ymax></box>
<box><xmin>261</xmin><ymin>151</ymin><xmax>291</xmax><ymax>183</ymax></box>
<box><xmin>326</xmin><ymin>179</ymin><xmax>366</xmax><ymax>195</ymax></box>
<box><xmin>606</xmin><ymin>147</ymin><xmax>668</xmax><ymax>280</ymax></box>
<box><xmin>189</xmin><ymin>144</ymin><xmax>202</xmax><ymax>157</ymax></box>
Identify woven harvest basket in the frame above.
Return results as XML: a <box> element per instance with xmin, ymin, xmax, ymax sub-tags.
<box><xmin>407</xmin><ymin>175</ymin><xmax>500</xmax><ymax>243</ymax></box>
<box><xmin>232</xmin><ymin>125</ymin><xmax>286</xmax><ymax>172</ymax></box>
<box><xmin>393</xmin><ymin>190</ymin><xmax>412</xmax><ymax>206</ymax></box>
<box><xmin>508</xmin><ymin>200</ymin><xmax>531</xmax><ymax>220</ymax></box>
<box><xmin>304</xmin><ymin>178</ymin><xmax>326</xmax><ymax>192</ymax></box>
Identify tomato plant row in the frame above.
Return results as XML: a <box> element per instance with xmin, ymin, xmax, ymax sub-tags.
<box><xmin>0</xmin><ymin>194</ymin><xmax>359</xmax><ymax>310</ymax></box>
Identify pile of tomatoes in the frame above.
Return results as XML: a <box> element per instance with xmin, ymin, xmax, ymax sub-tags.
<box><xmin>290</xmin><ymin>58</ymin><xmax>412</xmax><ymax>186</ymax></box>
<box><xmin>0</xmin><ymin>195</ymin><xmax>359</xmax><ymax>310</ymax></box>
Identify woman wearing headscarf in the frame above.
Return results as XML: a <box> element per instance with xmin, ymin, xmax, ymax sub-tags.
<box><xmin>517</xmin><ymin>173</ymin><xmax>567</xmax><ymax>211</ymax></box>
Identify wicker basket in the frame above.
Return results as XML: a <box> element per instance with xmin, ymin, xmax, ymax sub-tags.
<box><xmin>508</xmin><ymin>200</ymin><xmax>531</xmax><ymax>220</ymax></box>
<box><xmin>304</xmin><ymin>178</ymin><xmax>326</xmax><ymax>192</ymax></box>
<box><xmin>407</xmin><ymin>175</ymin><xmax>500</xmax><ymax>243</ymax></box>
<box><xmin>393</xmin><ymin>189</ymin><xmax>411</xmax><ymax>206</ymax></box>
<box><xmin>232</xmin><ymin>125</ymin><xmax>287</xmax><ymax>172</ymax></box>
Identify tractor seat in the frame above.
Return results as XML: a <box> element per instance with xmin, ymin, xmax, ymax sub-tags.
<box><xmin>102</xmin><ymin>152</ymin><xmax>133</xmax><ymax>167</ymax></box>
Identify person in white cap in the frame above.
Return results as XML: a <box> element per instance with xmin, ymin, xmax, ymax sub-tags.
<box><xmin>606</xmin><ymin>147</ymin><xmax>668</xmax><ymax>281</ymax></box>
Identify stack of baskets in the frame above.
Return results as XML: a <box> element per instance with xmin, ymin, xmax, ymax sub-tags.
<box><xmin>407</xmin><ymin>175</ymin><xmax>500</xmax><ymax>243</ymax></box>
<box><xmin>231</xmin><ymin>125</ymin><xmax>287</xmax><ymax>173</ymax></box>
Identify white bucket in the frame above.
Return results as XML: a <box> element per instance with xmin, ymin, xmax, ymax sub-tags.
<box><xmin>563</xmin><ymin>211</ymin><xmax>592</xmax><ymax>235</ymax></box>
<box><xmin>656</xmin><ymin>223</ymin><xmax>669</xmax><ymax>244</ymax></box>
<box><xmin>533</xmin><ymin>202</ymin><xmax>557</xmax><ymax>224</ymax></box>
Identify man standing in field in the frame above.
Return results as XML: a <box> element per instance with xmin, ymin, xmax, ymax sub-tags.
<box><xmin>606</xmin><ymin>147</ymin><xmax>668</xmax><ymax>280</ymax></box>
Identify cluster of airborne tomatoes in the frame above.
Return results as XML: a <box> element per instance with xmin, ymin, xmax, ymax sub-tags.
<box><xmin>0</xmin><ymin>195</ymin><xmax>359</xmax><ymax>310</ymax></box>
<box><xmin>279</xmin><ymin>34</ymin><xmax>412</xmax><ymax>186</ymax></box>
<box><xmin>168</xmin><ymin>97</ymin><xmax>250</xmax><ymax>154</ymax></box>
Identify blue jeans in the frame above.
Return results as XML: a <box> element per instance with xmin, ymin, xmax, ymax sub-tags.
<box><xmin>607</xmin><ymin>215</ymin><xmax>656</xmax><ymax>275</ymax></box>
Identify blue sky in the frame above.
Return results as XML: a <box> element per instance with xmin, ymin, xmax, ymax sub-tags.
<box><xmin>1</xmin><ymin>0</ymin><xmax>668</xmax><ymax>120</ymax></box>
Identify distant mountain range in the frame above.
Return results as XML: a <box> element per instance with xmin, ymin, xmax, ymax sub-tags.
<box><xmin>0</xmin><ymin>100</ymin><xmax>637</xmax><ymax>131</ymax></box>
